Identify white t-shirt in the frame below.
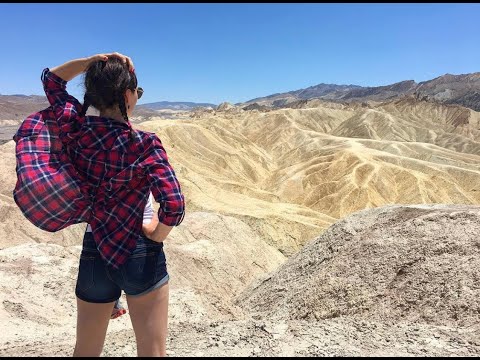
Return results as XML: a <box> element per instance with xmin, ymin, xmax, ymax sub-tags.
<box><xmin>86</xmin><ymin>192</ymin><xmax>154</xmax><ymax>232</ymax></box>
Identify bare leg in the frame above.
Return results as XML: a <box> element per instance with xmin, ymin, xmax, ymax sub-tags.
<box><xmin>73</xmin><ymin>297</ymin><xmax>115</xmax><ymax>357</ymax></box>
<box><xmin>126</xmin><ymin>282</ymin><xmax>169</xmax><ymax>357</ymax></box>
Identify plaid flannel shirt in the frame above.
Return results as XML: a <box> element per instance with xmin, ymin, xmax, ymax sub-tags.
<box><xmin>13</xmin><ymin>68</ymin><xmax>185</xmax><ymax>269</ymax></box>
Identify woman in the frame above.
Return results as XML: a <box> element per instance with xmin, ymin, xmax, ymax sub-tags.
<box><xmin>42</xmin><ymin>52</ymin><xmax>185</xmax><ymax>356</ymax></box>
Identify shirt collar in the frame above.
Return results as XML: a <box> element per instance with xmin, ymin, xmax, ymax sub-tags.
<box><xmin>84</xmin><ymin>116</ymin><xmax>132</xmax><ymax>130</ymax></box>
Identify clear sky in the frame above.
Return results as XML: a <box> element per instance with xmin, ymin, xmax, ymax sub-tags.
<box><xmin>1</xmin><ymin>3</ymin><xmax>479</xmax><ymax>105</ymax></box>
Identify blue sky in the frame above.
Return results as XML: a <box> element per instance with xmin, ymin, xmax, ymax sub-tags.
<box><xmin>0</xmin><ymin>3</ymin><xmax>479</xmax><ymax>105</ymax></box>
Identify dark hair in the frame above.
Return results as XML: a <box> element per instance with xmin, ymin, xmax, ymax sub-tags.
<box><xmin>79</xmin><ymin>57</ymin><xmax>138</xmax><ymax>122</ymax></box>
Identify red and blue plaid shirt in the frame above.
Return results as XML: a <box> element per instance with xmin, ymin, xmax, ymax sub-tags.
<box><xmin>13</xmin><ymin>68</ymin><xmax>185</xmax><ymax>269</ymax></box>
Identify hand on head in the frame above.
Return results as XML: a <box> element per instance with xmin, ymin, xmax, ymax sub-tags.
<box><xmin>88</xmin><ymin>52</ymin><xmax>135</xmax><ymax>73</ymax></box>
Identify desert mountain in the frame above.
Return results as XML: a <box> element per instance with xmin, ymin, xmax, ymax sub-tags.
<box><xmin>137</xmin><ymin>101</ymin><xmax>217</xmax><ymax>111</ymax></box>
<box><xmin>241</xmin><ymin>72</ymin><xmax>480</xmax><ymax>112</ymax></box>
<box><xmin>1</xmin><ymin>84</ymin><xmax>480</xmax><ymax>355</ymax></box>
<box><xmin>0</xmin><ymin>204</ymin><xmax>479</xmax><ymax>356</ymax></box>
<box><xmin>0</xmin><ymin>95</ymin><xmax>49</xmax><ymax>120</ymax></box>
<box><xmin>0</xmin><ymin>97</ymin><xmax>205</xmax><ymax>143</ymax></box>
<box><xmin>237</xmin><ymin>204</ymin><xmax>480</xmax><ymax>327</ymax></box>
<box><xmin>134</xmin><ymin>98</ymin><xmax>480</xmax><ymax>253</ymax></box>
<box><xmin>4</xmin><ymin>71</ymin><xmax>480</xmax><ymax>122</ymax></box>
<box><xmin>3</xmin><ymin>96</ymin><xmax>479</xmax><ymax>253</ymax></box>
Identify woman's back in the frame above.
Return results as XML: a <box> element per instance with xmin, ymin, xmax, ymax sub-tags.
<box><xmin>16</xmin><ymin>56</ymin><xmax>185</xmax><ymax>270</ymax></box>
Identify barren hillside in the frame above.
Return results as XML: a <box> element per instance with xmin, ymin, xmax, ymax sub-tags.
<box><xmin>237</xmin><ymin>204</ymin><xmax>480</xmax><ymax>327</ymax></box>
<box><xmin>0</xmin><ymin>96</ymin><xmax>480</xmax><ymax>356</ymax></box>
<box><xmin>0</xmin><ymin>206</ymin><xmax>479</xmax><ymax>356</ymax></box>
<box><xmin>136</xmin><ymin>99</ymin><xmax>480</xmax><ymax>253</ymax></box>
<box><xmin>241</xmin><ymin>72</ymin><xmax>480</xmax><ymax>112</ymax></box>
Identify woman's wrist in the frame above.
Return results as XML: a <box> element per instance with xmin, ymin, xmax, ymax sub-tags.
<box><xmin>50</xmin><ymin>57</ymin><xmax>91</xmax><ymax>82</ymax></box>
<box><xmin>151</xmin><ymin>222</ymin><xmax>173</xmax><ymax>242</ymax></box>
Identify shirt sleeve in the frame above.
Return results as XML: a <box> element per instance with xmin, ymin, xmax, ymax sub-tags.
<box><xmin>140</xmin><ymin>134</ymin><xmax>185</xmax><ymax>226</ymax></box>
<box><xmin>41</xmin><ymin>68</ymin><xmax>84</xmax><ymax>145</ymax></box>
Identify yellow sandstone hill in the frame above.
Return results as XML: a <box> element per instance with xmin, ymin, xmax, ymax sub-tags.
<box><xmin>135</xmin><ymin>98</ymin><xmax>480</xmax><ymax>254</ymax></box>
<box><xmin>1</xmin><ymin>97</ymin><xmax>480</xmax><ymax>356</ymax></box>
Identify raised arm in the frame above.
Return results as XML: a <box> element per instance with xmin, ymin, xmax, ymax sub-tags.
<box><xmin>49</xmin><ymin>52</ymin><xmax>134</xmax><ymax>82</ymax></box>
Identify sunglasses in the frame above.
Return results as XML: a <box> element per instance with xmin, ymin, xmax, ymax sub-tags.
<box><xmin>137</xmin><ymin>87</ymin><xmax>144</xmax><ymax>100</ymax></box>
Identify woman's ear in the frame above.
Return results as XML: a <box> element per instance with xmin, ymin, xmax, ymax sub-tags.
<box><xmin>124</xmin><ymin>92</ymin><xmax>130</xmax><ymax>110</ymax></box>
<box><xmin>125</xmin><ymin>89</ymin><xmax>136</xmax><ymax>112</ymax></box>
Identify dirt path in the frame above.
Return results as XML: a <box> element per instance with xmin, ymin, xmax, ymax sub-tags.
<box><xmin>1</xmin><ymin>318</ymin><xmax>479</xmax><ymax>357</ymax></box>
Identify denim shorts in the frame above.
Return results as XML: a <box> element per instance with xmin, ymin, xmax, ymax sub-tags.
<box><xmin>75</xmin><ymin>231</ymin><xmax>169</xmax><ymax>303</ymax></box>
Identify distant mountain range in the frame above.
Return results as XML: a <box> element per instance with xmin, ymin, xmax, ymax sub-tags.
<box><xmin>0</xmin><ymin>95</ymin><xmax>49</xmax><ymax>121</ymax></box>
<box><xmin>239</xmin><ymin>72</ymin><xmax>480</xmax><ymax>112</ymax></box>
<box><xmin>0</xmin><ymin>96</ymin><xmax>218</xmax><ymax>121</ymax></box>
<box><xmin>2</xmin><ymin>72</ymin><xmax>480</xmax><ymax>121</ymax></box>
<box><xmin>137</xmin><ymin>101</ymin><xmax>217</xmax><ymax>111</ymax></box>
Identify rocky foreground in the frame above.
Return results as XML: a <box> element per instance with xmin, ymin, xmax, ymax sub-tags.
<box><xmin>0</xmin><ymin>204</ymin><xmax>479</xmax><ymax>356</ymax></box>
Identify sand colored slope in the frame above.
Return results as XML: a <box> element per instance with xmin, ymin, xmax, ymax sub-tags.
<box><xmin>0</xmin><ymin>212</ymin><xmax>284</xmax><ymax>344</ymax></box>
<box><xmin>332</xmin><ymin>98</ymin><xmax>480</xmax><ymax>155</ymax></box>
<box><xmin>237</xmin><ymin>204</ymin><xmax>480</xmax><ymax>328</ymax></box>
<box><xmin>1</xmin><ymin>206</ymin><xmax>479</xmax><ymax>356</ymax></box>
<box><xmin>265</xmin><ymin>138</ymin><xmax>480</xmax><ymax>218</ymax></box>
<box><xmin>136</xmin><ymin>119</ymin><xmax>335</xmax><ymax>254</ymax></box>
<box><xmin>1</xmin><ymin>98</ymin><xmax>480</xmax><ymax>356</ymax></box>
<box><xmin>135</xmin><ymin>99</ymin><xmax>480</xmax><ymax>251</ymax></box>
<box><xmin>0</xmin><ymin>141</ymin><xmax>85</xmax><ymax>249</ymax></box>
<box><xmin>2</xmin><ymin>97</ymin><xmax>480</xmax><ymax>255</ymax></box>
